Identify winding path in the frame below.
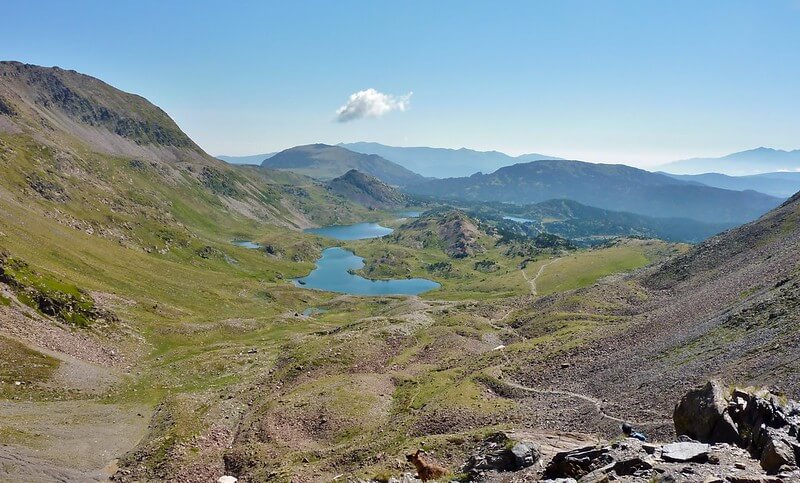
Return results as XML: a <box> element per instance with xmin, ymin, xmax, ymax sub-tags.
<box><xmin>521</xmin><ymin>258</ymin><xmax>561</xmax><ymax>296</ymax></box>
<box><xmin>484</xmin><ymin>257</ymin><xmax>671</xmax><ymax>429</ymax></box>
<box><xmin>504</xmin><ymin>379</ymin><xmax>627</xmax><ymax>424</ymax></box>
<box><xmin>495</xmin><ymin>373</ymin><xmax>671</xmax><ymax>428</ymax></box>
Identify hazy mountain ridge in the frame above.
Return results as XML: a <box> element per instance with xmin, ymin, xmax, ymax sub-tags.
<box><xmin>216</xmin><ymin>152</ymin><xmax>276</xmax><ymax>165</ymax></box>
<box><xmin>662</xmin><ymin>171</ymin><xmax>800</xmax><ymax>198</ymax></box>
<box><xmin>661</xmin><ymin>147</ymin><xmax>800</xmax><ymax>175</ymax></box>
<box><xmin>262</xmin><ymin>143</ymin><xmax>426</xmax><ymax>186</ymax></box>
<box><xmin>341</xmin><ymin>141</ymin><xmax>562</xmax><ymax>178</ymax></box>
<box><xmin>406</xmin><ymin>159</ymin><xmax>782</xmax><ymax>223</ymax></box>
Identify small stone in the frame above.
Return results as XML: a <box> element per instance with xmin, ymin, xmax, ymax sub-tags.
<box><xmin>218</xmin><ymin>476</ymin><xmax>237</xmax><ymax>483</ymax></box>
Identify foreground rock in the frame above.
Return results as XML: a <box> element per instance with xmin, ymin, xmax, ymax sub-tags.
<box><xmin>461</xmin><ymin>432</ymin><xmax>540</xmax><ymax>479</ymax></box>
<box><xmin>456</xmin><ymin>382</ymin><xmax>800</xmax><ymax>482</ymax></box>
<box><xmin>673</xmin><ymin>380</ymin><xmax>739</xmax><ymax>444</ymax></box>
<box><xmin>539</xmin><ymin>438</ymin><xmax>796</xmax><ymax>482</ymax></box>
<box><xmin>674</xmin><ymin>380</ymin><xmax>800</xmax><ymax>474</ymax></box>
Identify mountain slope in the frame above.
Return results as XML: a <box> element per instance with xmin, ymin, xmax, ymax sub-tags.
<box><xmin>477</xmin><ymin>199</ymin><xmax>733</xmax><ymax>243</ymax></box>
<box><xmin>0</xmin><ymin>62</ymin><xmax>367</xmax><ymax>235</ymax></box>
<box><xmin>341</xmin><ymin>141</ymin><xmax>561</xmax><ymax>178</ymax></box>
<box><xmin>216</xmin><ymin>152</ymin><xmax>275</xmax><ymax>165</ymax></box>
<box><xmin>663</xmin><ymin>171</ymin><xmax>800</xmax><ymax>198</ymax></box>
<box><xmin>660</xmin><ymin>147</ymin><xmax>800</xmax><ymax>175</ymax></box>
<box><xmin>507</xmin><ymin>187</ymin><xmax>800</xmax><ymax>443</ymax></box>
<box><xmin>262</xmin><ymin>144</ymin><xmax>426</xmax><ymax>186</ymax></box>
<box><xmin>326</xmin><ymin>169</ymin><xmax>408</xmax><ymax>209</ymax></box>
<box><xmin>406</xmin><ymin>159</ymin><xmax>782</xmax><ymax>223</ymax></box>
<box><xmin>0</xmin><ymin>61</ymin><xmax>376</xmax><ymax>480</ymax></box>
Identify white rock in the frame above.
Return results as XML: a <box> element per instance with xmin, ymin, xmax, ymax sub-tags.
<box><xmin>218</xmin><ymin>476</ymin><xmax>238</xmax><ymax>483</ymax></box>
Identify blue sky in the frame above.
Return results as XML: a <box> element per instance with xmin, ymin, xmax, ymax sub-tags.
<box><xmin>2</xmin><ymin>1</ymin><xmax>799</xmax><ymax>166</ymax></box>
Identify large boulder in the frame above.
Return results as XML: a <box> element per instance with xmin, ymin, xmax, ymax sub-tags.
<box><xmin>673</xmin><ymin>381</ymin><xmax>800</xmax><ymax>475</ymax></box>
<box><xmin>461</xmin><ymin>432</ymin><xmax>539</xmax><ymax>479</ymax></box>
<box><xmin>759</xmin><ymin>433</ymin><xmax>795</xmax><ymax>473</ymax></box>
<box><xmin>728</xmin><ymin>389</ymin><xmax>800</xmax><ymax>473</ymax></box>
<box><xmin>673</xmin><ymin>380</ymin><xmax>739</xmax><ymax>444</ymax></box>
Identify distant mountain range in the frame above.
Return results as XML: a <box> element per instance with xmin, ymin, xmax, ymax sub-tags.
<box><xmin>662</xmin><ymin>171</ymin><xmax>800</xmax><ymax>198</ymax></box>
<box><xmin>340</xmin><ymin>142</ymin><xmax>561</xmax><ymax>178</ymax></box>
<box><xmin>660</xmin><ymin>147</ymin><xmax>800</xmax><ymax>175</ymax></box>
<box><xmin>262</xmin><ymin>144</ymin><xmax>426</xmax><ymax>186</ymax></box>
<box><xmin>216</xmin><ymin>153</ymin><xmax>275</xmax><ymax>165</ymax></box>
<box><xmin>405</xmin><ymin>159</ymin><xmax>782</xmax><ymax>224</ymax></box>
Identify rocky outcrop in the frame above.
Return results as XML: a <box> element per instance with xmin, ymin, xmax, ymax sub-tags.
<box><xmin>392</xmin><ymin>210</ymin><xmax>486</xmax><ymax>258</ymax></box>
<box><xmin>0</xmin><ymin>250</ymin><xmax>113</xmax><ymax>327</ymax></box>
<box><xmin>447</xmin><ymin>383</ymin><xmax>800</xmax><ymax>482</ymax></box>
<box><xmin>728</xmin><ymin>387</ymin><xmax>800</xmax><ymax>473</ymax></box>
<box><xmin>673</xmin><ymin>380</ymin><xmax>739</xmax><ymax>444</ymax></box>
<box><xmin>539</xmin><ymin>437</ymin><xmax>797</xmax><ymax>482</ymax></box>
<box><xmin>674</xmin><ymin>381</ymin><xmax>800</xmax><ymax>474</ymax></box>
<box><xmin>461</xmin><ymin>432</ymin><xmax>539</xmax><ymax>479</ymax></box>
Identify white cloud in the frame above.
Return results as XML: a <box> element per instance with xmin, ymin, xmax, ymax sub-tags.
<box><xmin>335</xmin><ymin>88</ymin><xmax>412</xmax><ymax>122</ymax></box>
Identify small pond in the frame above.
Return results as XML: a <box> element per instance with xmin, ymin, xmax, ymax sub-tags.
<box><xmin>503</xmin><ymin>216</ymin><xmax>535</xmax><ymax>224</ymax></box>
<box><xmin>304</xmin><ymin>222</ymin><xmax>393</xmax><ymax>240</ymax></box>
<box><xmin>294</xmin><ymin>247</ymin><xmax>440</xmax><ymax>296</ymax></box>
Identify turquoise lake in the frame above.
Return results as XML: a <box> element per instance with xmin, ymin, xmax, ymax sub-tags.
<box><xmin>304</xmin><ymin>222</ymin><xmax>393</xmax><ymax>240</ymax></box>
<box><xmin>503</xmin><ymin>215</ymin><xmax>535</xmax><ymax>224</ymax></box>
<box><xmin>294</xmin><ymin>247</ymin><xmax>440</xmax><ymax>296</ymax></box>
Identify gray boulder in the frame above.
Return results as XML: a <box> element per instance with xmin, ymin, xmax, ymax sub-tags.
<box><xmin>462</xmin><ymin>432</ymin><xmax>539</xmax><ymax>478</ymax></box>
<box><xmin>759</xmin><ymin>432</ymin><xmax>795</xmax><ymax>473</ymax></box>
<box><xmin>673</xmin><ymin>380</ymin><xmax>739</xmax><ymax>444</ymax></box>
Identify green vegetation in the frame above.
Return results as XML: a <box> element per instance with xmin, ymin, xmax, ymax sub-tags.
<box><xmin>0</xmin><ymin>336</ymin><xmax>60</xmax><ymax>399</ymax></box>
<box><xmin>0</xmin><ymin>251</ymin><xmax>101</xmax><ymax>327</ymax></box>
<box><xmin>532</xmin><ymin>240</ymin><xmax>684</xmax><ymax>295</ymax></box>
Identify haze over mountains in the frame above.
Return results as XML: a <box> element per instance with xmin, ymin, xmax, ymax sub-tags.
<box><xmin>340</xmin><ymin>142</ymin><xmax>561</xmax><ymax>178</ymax></box>
<box><xmin>222</xmin><ymin>143</ymin><xmax>800</xmax><ymax>199</ymax></box>
<box><xmin>216</xmin><ymin>152</ymin><xmax>275</xmax><ymax>165</ymax></box>
<box><xmin>659</xmin><ymin>147</ymin><xmax>800</xmax><ymax>175</ymax></box>
<box><xmin>406</xmin><ymin>159</ymin><xmax>782</xmax><ymax>223</ymax></box>
<box><xmin>663</xmin><ymin>171</ymin><xmax>800</xmax><ymax>198</ymax></box>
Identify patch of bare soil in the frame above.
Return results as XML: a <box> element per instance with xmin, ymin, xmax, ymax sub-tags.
<box><xmin>0</xmin><ymin>400</ymin><xmax>151</xmax><ymax>481</ymax></box>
